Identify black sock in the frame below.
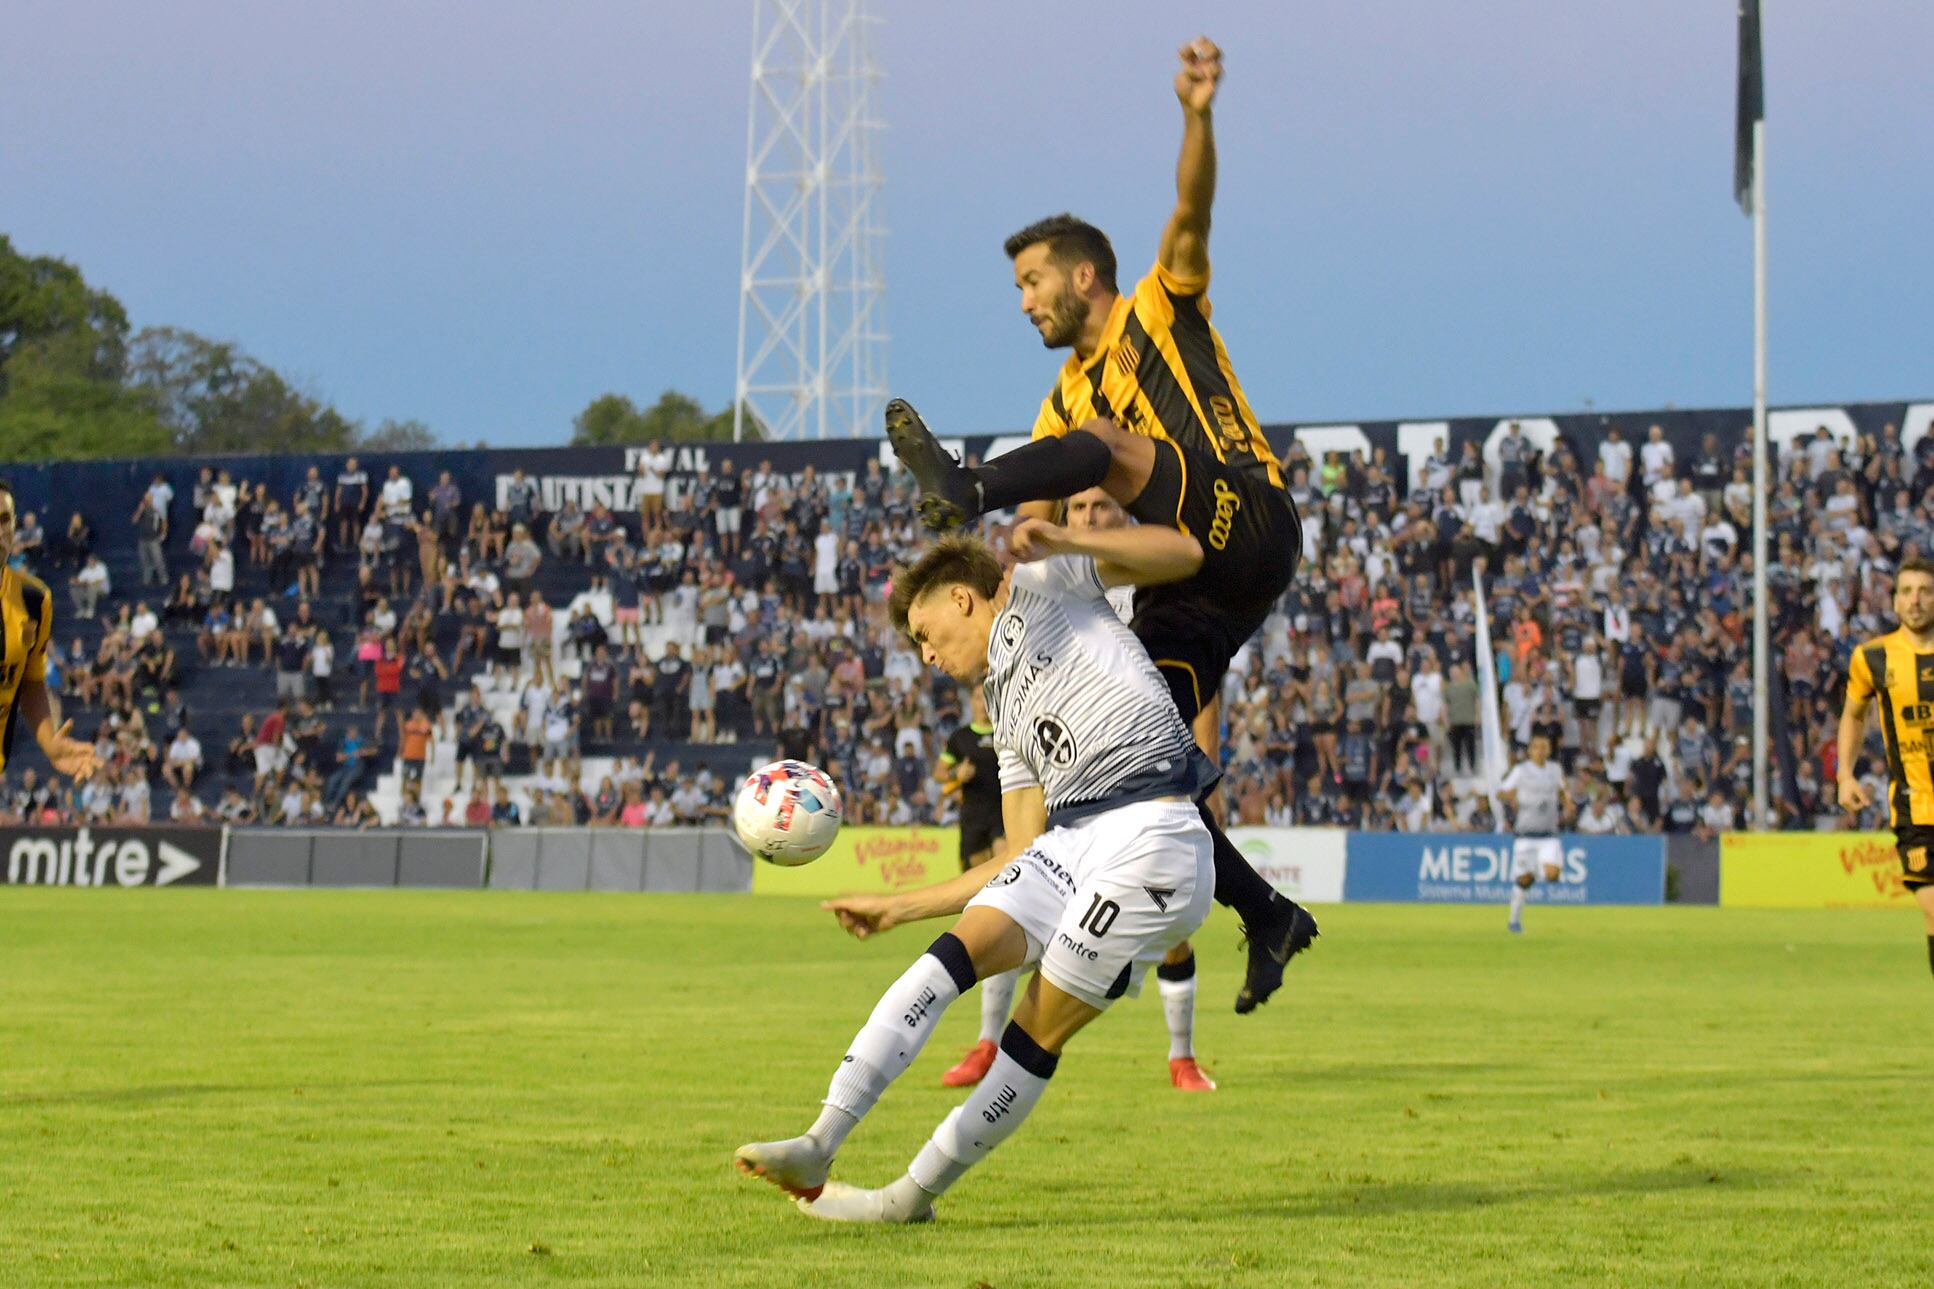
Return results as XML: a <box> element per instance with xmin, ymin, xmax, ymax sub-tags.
<box><xmin>972</xmin><ymin>432</ymin><xmax>1112</xmax><ymax>514</ymax></box>
<box><xmin>1926</xmin><ymin>935</ymin><xmax>1933</xmax><ymax>979</ymax></box>
<box><xmin>1198</xmin><ymin>800</ymin><xmax>1280</xmax><ymax>924</ymax></box>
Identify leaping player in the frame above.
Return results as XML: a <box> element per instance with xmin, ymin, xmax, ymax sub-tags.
<box><xmin>0</xmin><ymin>480</ymin><xmax>101</xmax><ymax>787</ymax></box>
<box><xmin>1500</xmin><ymin>733</ymin><xmax>1569</xmax><ymax>934</ymax></box>
<box><xmin>883</xmin><ymin>36</ymin><xmax>1316</xmax><ymax>1013</ymax></box>
<box><xmin>736</xmin><ymin>521</ymin><xmax>1217</xmax><ymax>1222</ymax></box>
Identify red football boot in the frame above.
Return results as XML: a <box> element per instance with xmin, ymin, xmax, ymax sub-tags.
<box><xmin>940</xmin><ymin>1039</ymin><xmax>997</xmax><ymax>1087</ymax></box>
<box><xmin>1168</xmin><ymin>1057</ymin><xmax>1217</xmax><ymax>1091</ymax></box>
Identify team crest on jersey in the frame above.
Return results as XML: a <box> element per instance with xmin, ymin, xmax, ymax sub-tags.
<box><xmin>988</xmin><ymin>861</ymin><xmax>1023</xmax><ymax>888</ymax></box>
<box><xmin>995</xmin><ymin>612</ymin><xmax>1026</xmax><ymax>657</ymax></box>
<box><xmin>1033</xmin><ymin>716</ymin><xmax>1078</xmax><ymax>769</ymax></box>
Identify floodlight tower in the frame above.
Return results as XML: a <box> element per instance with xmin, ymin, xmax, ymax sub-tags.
<box><xmin>733</xmin><ymin>0</ymin><xmax>886</xmax><ymax>442</ymax></box>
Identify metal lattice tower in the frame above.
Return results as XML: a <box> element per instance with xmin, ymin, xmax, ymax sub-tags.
<box><xmin>733</xmin><ymin>0</ymin><xmax>886</xmax><ymax>442</ymax></box>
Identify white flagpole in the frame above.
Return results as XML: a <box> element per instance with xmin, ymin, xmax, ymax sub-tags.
<box><xmin>1472</xmin><ymin>564</ymin><xmax>1509</xmax><ymax>826</ymax></box>
<box><xmin>1750</xmin><ymin>113</ymin><xmax>1770</xmax><ymax>829</ymax></box>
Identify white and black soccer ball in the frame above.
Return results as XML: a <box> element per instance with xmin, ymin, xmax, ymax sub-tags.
<box><xmin>733</xmin><ymin>760</ymin><xmax>844</xmax><ymax>866</ymax></box>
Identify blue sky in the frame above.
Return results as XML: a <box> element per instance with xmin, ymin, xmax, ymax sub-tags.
<box><xmin>4</xmin><ymin>1</ymin><xmax>1927</xmax><ymax>447</ymax></box>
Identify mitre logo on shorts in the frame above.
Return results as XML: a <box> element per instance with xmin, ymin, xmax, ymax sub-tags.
<box><xmin>1033</xmin><ymin>716</ymin><xmax>1078</xmax><ymax>768</ymax></box>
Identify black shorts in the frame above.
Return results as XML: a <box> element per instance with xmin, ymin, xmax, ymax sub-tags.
<box><xmin>1897</xmin><ymin>825</ymin><xmax>1934</xmax><ymax>890</ymax></box>
<box><xmin>959</xmin><ymin>811</ymin><xmax>1003</xmax><ymax>868</ymax></box>
<box><xmin>1126</xmin><ymin>439</ymin><xmax>1302</xmax><ymax>722</ymax></box>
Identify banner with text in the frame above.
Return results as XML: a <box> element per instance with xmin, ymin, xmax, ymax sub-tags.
<box><xmin>1719</xmin><ymin>832</ymin><xmax>1921</xmax><ymax>908</ymax></box>
<box><xmin>0</xmin><ymin>827</ymin><xmax>222</xmax><ymax>889</ymax></box>
<box><xmin>750</xmin><ymin>826</ymin><xmax>954</xmax><ymax>897</ymax></box>
<box><xmin>1344</xmin><ymin>833</ymin><xmax>1665</xmax><ymax>905</ymax></box>
<box><xmin>1226</xmin><ymin>827</ymin><xmax>1347</xmax><ymax>903</ymax></box>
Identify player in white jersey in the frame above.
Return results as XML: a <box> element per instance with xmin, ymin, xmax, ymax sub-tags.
<box><xmin>736</xmin><ymin>527</ymin><xmax>1217</xmax><ymax>1223</ymax></box>
<box><xmin>941</xmin><ymin>486</ymin><xmax>1216</xmax><ymax>1091</ymax></box>
<box><xmin>1499</xmin><ymin>733</ymin><xmax>1571</xmax><ymax>934</ymax></box>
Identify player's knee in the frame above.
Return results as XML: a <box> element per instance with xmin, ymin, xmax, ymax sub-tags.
<box><xmin>1071</xmin><ymin>417</ymin><xmax>1125</xmax><ymax>448</ymax></box>
<box><xmin>1516</xmin><ymin>874</ymin><xmax>1535</xmax><ymax>889</ymax></box>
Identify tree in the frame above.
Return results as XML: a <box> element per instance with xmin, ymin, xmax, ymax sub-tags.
<box><xmin>126</xmin><ymin>326</ymin><xmax>367</xmax><ymax>456</ymax></box>
<box><xmin>571</xmin><ymin>389</ymin><xmax>759</xmax><ymax>446</ymax></box>
<box><xmin>0</xmin><ymin>235</ymin><xmax>169</xmax><ymax>460</ymax></box>
<box><xmin>360</xmin><ymin>418</ymin><xmax>438</xmax><ymax>452</ymax></box>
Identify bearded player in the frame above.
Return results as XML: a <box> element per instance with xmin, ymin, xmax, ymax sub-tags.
<box><xmin>0</xmin><ymin>480</ymin><xmax>101</xmax><ymax>785</ymax></box>
<box><xmin>1839</xmin><ymin>557</ymin><xmax>1934</xmax><ymax>979</ymax></box>
<box><xmin>884</xmin><ymin>37</ymin><xmax>1314</xmax><ymax>1012</ymax></box>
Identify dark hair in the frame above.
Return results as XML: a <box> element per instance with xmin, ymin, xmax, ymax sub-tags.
<box><xmin>1003</xmin><ymin>214</ymin><xmax>1117</xmax><ymax>293</ymax></box>
<box><xmin>1898</xmin><ymin>557</ymin><xmax>1934</xmax><ymax>582</ymax></box>
<box><xmin>888</xmin><ymin>536</ymin><xmax>1003</xmax><ymax>638</ymax></box>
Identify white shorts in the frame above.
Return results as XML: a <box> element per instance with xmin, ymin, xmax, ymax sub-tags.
<box><xmin>965</xmin><ymin>798</ymin><xmax>1213</xmax><ymax>1011</ymax></box>
<box><xmin>1512</xmin><ymin>836</ymin><xmax>1563</xmax><ymax>879</ymax></box>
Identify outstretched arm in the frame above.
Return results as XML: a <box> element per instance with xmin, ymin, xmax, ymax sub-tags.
<box><xmin>1156</xmin><ymin>36</ymin><xmax>1222</xmax><ymax>287</ymax></box>
<box><xmin>1009</xmin><ymin>516</ymin><xmax>1202</xmax><ymax>588</ymax></box>
<box><xmin>18</xmin><ymin>678</ymin><xmax>98</xmax><ymax>782</ymax></box>
<box><xmin>823</xmin><ymin>787</ymin><xmax>1045</xmax><ymax>939</ymax></box>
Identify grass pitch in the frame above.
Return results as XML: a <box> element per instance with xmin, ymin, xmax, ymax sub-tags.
<box><xmin>1</xmin><ymin>891</ymin><xmax>1930</xmax><ymax>1288</ymax></box>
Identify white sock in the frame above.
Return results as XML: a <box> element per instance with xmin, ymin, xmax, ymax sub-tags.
<box><xmin>815</xmin><ymin>935</ymin><xmax>976</xmax><ymax>1155</ymax></box>
<box><xmin>978</xmin><ymin>968</ymin><xmax>1019</xmax><ymax>1043</ymax></box>
<box><xmin>1156</xmin><ymin>956</ymin><xmax>1197</xmax><ymax>1060</ymax></box>
<box><xmin>907</xmin><ymin>1023</ymin><xmax>1058</xmax><ymax>1198</ymax></box>
<box><xmin>1509</xmin><ymin>884</ymin><xmax>1528</xmax><ymax>922</ymax></box>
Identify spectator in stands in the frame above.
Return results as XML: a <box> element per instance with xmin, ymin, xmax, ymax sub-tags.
<box><xmin>69</xmin><ymin>552</ymin><xmax>110</xmax><ymax>620</ymax></box>
<box><xmin>503</xmin><ymin>468</ymin><xmax>541</xmax><ymax>534</ymax></box>
<box><xmin>273</xmin><ymin>621</ymin><xmax>311</xmax><ymax>704</ymax></box>
<box><xmin>372</xmin><ymin>637</ymin><xmax>406</xmax><ymax>746</ymax></box>
<box><xmin>504</xmin><ymin>523</ymin><xmax>543</xmax><ymax>602</ymax></box>
<box><xmin>333</xmin><ymin>457</ymin><xmax>369</xmax><ymax>551</ymax></box>
<box><xmin>492</xmin><ymin>592</ymin><xmax>525</xmax><ymax>691</ymax></box>
<box><xmin>253</xmin><ymin>701</ymin><xmax>288</xmax><ymax>787</ymax></box>
<box><xmin>132</xmin><ymin>491</ymin><xmax>168</xmax><ymax>587</ymax></box>
<box><xmin>636</xmin><ymin>442</ymin><xmax>671</xmax><ymax>525</ymax></box>
<box><xmin>401</xmin><ymin>707</ymin><xmax>435</xmax><ymax>788</ymax></box>
<box><xmin>429</xmin><ymin>471</ymin><xmax>462</xmax><ymax>553</ymax></box>
<box><xmin>10</xmin><ymin>508</ymin><xmax>45</xmax><ymax>569</ymax></box>
<box><xmin>583</xmin><ymin>644</ymin><xmax>619</xmax><ymax>743</ymax></box>
<box><xmin>62</xmin><ymin>510</ymin><xmax>95</xmax><ymax>569</ymax></box>
<box><xmin>333</xmin><ymin>790</ymin><xmax>381</xmax><ymax>829</ymax></box>
<box><xmin>548</xmin><ymin>498</ymin><xmax>587</xmax><ymax>564</ymax></box>
<box><xmin>160</xmin><ymin>724</ymin><xmax>202</xmax><ymax>793</ymax></box>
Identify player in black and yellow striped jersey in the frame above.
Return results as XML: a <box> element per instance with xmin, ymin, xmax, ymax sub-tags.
<box><xmin>0</xmin><ymin>480</ymin><xmax>101</xmax><ymax>784</ymax></box>
<box><xmin>1839</xmin><ymin>556</ymin><xmax>1934</xmax><ymax>978</ymax></box>
<box><xmin>884</xmin><ymin>37</ymin><xmax>1314</xmax><ymax>1016</ymax></box>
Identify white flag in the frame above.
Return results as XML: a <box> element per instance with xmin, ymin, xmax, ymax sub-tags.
<box><xmin>1472</xmin><ymin>565</ymin><xmax>1511</xmax><ymax>823</ymax></box>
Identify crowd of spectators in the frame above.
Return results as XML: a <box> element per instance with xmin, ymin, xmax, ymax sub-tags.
<box><xmin>0</xmin><ymin>418</ymin><xmax>1907</xmax><ymax>834</ymax></box>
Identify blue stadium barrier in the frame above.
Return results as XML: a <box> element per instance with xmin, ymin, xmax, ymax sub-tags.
<box><xmin>1344</xmin><ymin>832</ymin><xmax>1666</xmax><ymax>905</ymax></box>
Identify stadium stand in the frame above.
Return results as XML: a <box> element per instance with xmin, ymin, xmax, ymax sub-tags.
<box><xmin>0</xmin><ymin>405</ymin><xmax>1917</xmax><ymax>834</ymax></box>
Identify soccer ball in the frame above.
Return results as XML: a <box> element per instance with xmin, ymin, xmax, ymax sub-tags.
<box><xmin>733</xmin><ymin>760</ymin><xmax>844</xmax><ymax>866</ymax></box>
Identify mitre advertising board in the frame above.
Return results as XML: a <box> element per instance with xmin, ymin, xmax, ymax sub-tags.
<box><xmin>0</xmin><ymin>827</ymin><xmax>221</xmax><ymax>888</ymax></box>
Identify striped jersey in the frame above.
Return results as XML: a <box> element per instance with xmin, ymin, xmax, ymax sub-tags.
<box><xmin>1844</xmin><ymin>629</ymin><xmax>1934</xmax><ymax>829</ymax></box>
<box><xmin>1030</xmin><ymin>261</ymin><xmax>1286</xmax><ymax>492</ymax></box>
<box><xmin>985</xmin><ymin>555</ymin><xmax>1216</xmax><ymax>827</ymax></box>
<box><xmin>1502</xmin><ymin>760</ymin><xmax>1565</xmax><ymax>836</ymax></box>
<box><xmin>0</xmin><ymin>566</ymin><xmax>54</xmax><ymax>773</ymax></box>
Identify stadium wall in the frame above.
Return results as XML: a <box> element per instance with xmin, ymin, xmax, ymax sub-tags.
<box><xmin>8</xmin><ymin>399</ymin><xmax>1926</xmax><ymax>534</ymax></box>
<box><xmin>5</xmin><ymin>826</ymin><xmax>1910</xmax><ymax>910</ymax></box>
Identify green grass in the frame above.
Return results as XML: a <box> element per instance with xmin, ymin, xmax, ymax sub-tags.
<box><xmin>1</xmin><ymin>892</ymin><xmax>1930</xmax><ymax>1288</ymax></box>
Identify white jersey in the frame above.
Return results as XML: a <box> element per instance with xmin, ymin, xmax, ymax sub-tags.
<box><xmin>1502</xmin><ymin>760</ymin><xmax>1566</xmax><ymax>836</ymax></box>
<box><xmin>1104</xmin><ymin>583</ymin><xmax>1136</xmax><ymax>625</ymax></box>
<box><xmin>986</xmin><ymin>556</ymin><xmax>1216</xmax><ymax>827</ymax></box>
